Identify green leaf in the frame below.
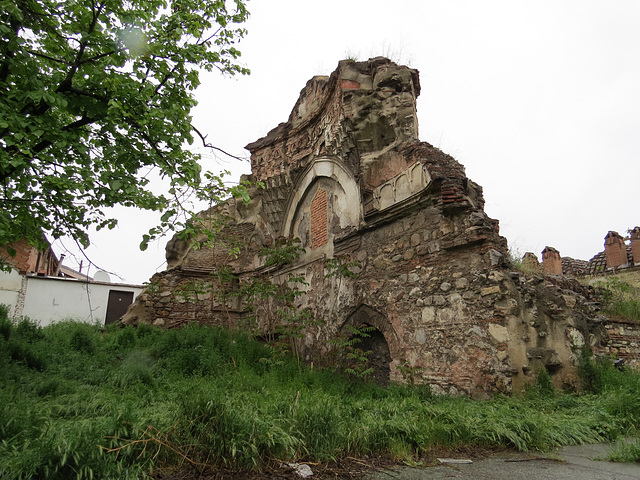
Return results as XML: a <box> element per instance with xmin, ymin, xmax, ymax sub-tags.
<box><xmin>139</xmin><ymin>235</ymin><xmax>150</xmax><ymax>251</ymax></box>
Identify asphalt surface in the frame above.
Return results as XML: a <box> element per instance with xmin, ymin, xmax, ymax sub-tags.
<box><xmin>365</xmin><ymin>443</ymin><xmax>640</xmax><ymax>480</ymax></box>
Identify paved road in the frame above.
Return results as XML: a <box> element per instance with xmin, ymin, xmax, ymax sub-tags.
<box><xmin>365</xmin><ymin>443</ymin><xmax>640</xmax><ymax>480</ymax></box>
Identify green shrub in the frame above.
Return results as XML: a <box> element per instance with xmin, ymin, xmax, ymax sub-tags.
<box><xmin>577</xmin><ymin>347</ymin><xmax>602</xmax><ymax>394</ymax></box>
<box><xmin>533</xmin><ymin>367</ymin><xmax>555</xmax><ymax>397</ymax></box>
<box><xmin>2</xmin><ymin>320</ymin><xmax>640</xmax><ymax>477</ymax></box>
<box><xmin>117</xmin><ymin>326</ymin><xmax>138</xmax><ymax>349</ymax></box>
<box><xmin>596</xmin><ymin>277</ymin><xmax>640</xmax><ymax>322</ymax></box>
<box><xmin>7</xmin><ymin>339</ymin><xmax>46</xmax><ymax>371</ymax></box>
<box><xmin>113</xmin><ymin>351</ymin><xmax>155</xmax><ymax>388</ymax></box>
<box><xmin>14</xmin><ymin>318</ymin><xmax>44</xmax><ymax>342</ymax></box>
<box><xmin>0</xmin><ymin>306</ymin><xmax>11</xmax><ymax>341</ymax></box>
<box><xmin>295</xmin><ymin>394</ymin><xmax>346</xmax><ymax>459</ymax></box>
<box><xmin>35</xmin><ymin>377</ymin><xmax>71</xmax><ymax>397</ymax></box>
<box><xmin>69</xmin><ymin>328</ymin><xmax>95</xmax><ymax>354</ymax></box>
<box><xmin>135</xmin><ymin>322</ymin><xmax>157</xmax><ymax>341</ymax></box>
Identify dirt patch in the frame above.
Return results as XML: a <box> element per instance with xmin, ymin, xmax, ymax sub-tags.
<box><xmin>151</xmin><ymin>447</ymin><xmax>511</xmax><ymax>479</ymax></box>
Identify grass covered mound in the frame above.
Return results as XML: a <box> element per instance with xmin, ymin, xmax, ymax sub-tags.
<box><xmin>1</xmin><ymin>313</ymin><xmax>640</xmax><ymax>479</ymax></box>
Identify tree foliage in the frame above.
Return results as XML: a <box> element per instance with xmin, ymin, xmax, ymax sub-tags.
<box><xmin>0</xmin><ymin>0</ymin><xmax>249</xmax><ymax>252</ymax></box>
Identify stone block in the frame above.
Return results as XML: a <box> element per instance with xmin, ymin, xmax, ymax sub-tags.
<box><xmin>481</xmin><ymin>286</ymin><xmax>501</xmax><ymax>296</ymax></box>
<box><xmin>448</xmin><ymin>293</ymin><xmax>462</xmax><ymax>304</ymax></box>
<box><xmin>488</xmin><ymin>323</ymin><xmax>509</xmax><ymax>343</ymax></box>
<box><xmin>433</xmin><ymin>295</ymin><xmax>447</xmax><ymax>306</ymax></box>
<box><xmin>421</xmin><ymin>306</ymin><xmax>435</xmax><ymax>322</ymax></box>
<box><xmin>427</xmin><ymin>242</ymin><xmax>440</xmax><ymax>254</ymax></box>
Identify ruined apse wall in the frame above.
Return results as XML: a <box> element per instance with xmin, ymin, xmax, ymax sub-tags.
<box><xmin>124</xmin><ymin>58</ymin><xmax>613</xmax><ymax>397</ymax></box>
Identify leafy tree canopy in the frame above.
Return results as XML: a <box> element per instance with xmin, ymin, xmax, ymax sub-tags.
<box><xmin>0</xmin><ymin>0</ymin><xmax>249</xmax><ymax>255</ymax></box>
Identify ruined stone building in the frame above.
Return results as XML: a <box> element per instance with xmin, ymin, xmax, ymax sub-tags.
<box><xmin>123</xmin><ymin>58</ymin><xmax>639</xmax><ymax>397</ymax></box>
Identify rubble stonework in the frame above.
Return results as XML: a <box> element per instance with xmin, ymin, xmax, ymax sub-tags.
<box><xmin>123</xmin><ymin>58</ymin><xmax>637</xmax><ymax>395</ymax></box>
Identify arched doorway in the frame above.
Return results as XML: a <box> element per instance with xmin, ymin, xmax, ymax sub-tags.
<box><xmin>341</xmin><ymin>305</ymin><xmax>395</xmax><ymax>386</ymax></box>
<box><xmin>357</xmin><ymin>324</ymin><xmax>392</xmax><ymax>385</ymax></box>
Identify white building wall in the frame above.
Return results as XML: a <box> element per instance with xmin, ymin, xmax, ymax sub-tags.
<box><xmin>0</xmin><ymin>269</ymin><xmax>23</xmax><ymax>316</ymax></box>
<box><xmin>19</xmin><ymin>276</ymin><xmax>143</xmax><ymax>326</ymax></box>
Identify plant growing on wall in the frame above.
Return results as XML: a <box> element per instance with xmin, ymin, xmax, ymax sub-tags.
<box><xmin>324</xmin><ymin>254</ymin><xmax>360</xmax><ymax>321</ymax></box>
<box><xmin>396</xmin><ymin>360</ymin><xmax>425</xmax><ymax>385</ymax></box>
<box><xmin>237</xmin><ymin>238</ymin><xmax>315</xmax><ymax>361</ymax></box>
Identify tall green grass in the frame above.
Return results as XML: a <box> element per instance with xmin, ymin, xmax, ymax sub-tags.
<box><xmin>595</xmin><ymin>276</ymin><xmax>640</xmax><ymax>322</ymax></box>
<box><xmin>1</xmin><ymin>315</ymin><xmax>639</xmax><ymax>478</ymax></box>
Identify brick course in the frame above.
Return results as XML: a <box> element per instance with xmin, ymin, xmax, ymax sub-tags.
<box><xmin>310</xmin><ymin>189</ymin><xmax>328</xmax><ymax>248</ymax></box>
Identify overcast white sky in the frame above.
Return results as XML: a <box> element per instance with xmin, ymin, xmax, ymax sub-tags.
<box><xmin>54</xmin><ymin>0</ymin><xmax>640</xmax><ymax>285</ymax></box>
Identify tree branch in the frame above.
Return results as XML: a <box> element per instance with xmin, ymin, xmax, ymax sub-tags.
<box><xmin>66</xmin><ymin>86</ymin><xmax>109</xmax><ymax>103</ymax></box>
<box><xmin>79</xmin><ymin>48</ymin><xmax>123</xmax><ymax>65</ymax></box>
<box><xmin>193</xmin><ymin>126</ymin><xmax>248</xmax><ymax>162</ymax></box>
<box><xmin>30</xmin><ymin>115</ymin><xmax>97</xmax><ymax>155</ymax></box>
<box><xmin>25</xmin><ymin>49</ymin><xmax>69</xmax><ymax>65</ymax></box>
<box><xmin>154</xmin><ymin>61</ymin><xmax>180</xmax><ymax>96</ymax></box>
<box><xmin>58</xmin><ymin>0</ymin><xmax>106</xmax><ymax>91</ymax></box>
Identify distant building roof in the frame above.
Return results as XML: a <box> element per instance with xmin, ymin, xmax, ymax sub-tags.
<box><xmin>58</xmin><ymin>265</ymin><xmax>93</xmax><ymax>281</ymax></box>
<box><xmin>561</xmin><ymin>257</ymin><xmax>590</xmax><ymax>276</ymax></box>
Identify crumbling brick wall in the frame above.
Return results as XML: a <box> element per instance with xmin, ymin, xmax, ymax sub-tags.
<box><xmin>123</xmin><ymin>58</ymin><xmax>636</xmax><ymax>396</ymax></box>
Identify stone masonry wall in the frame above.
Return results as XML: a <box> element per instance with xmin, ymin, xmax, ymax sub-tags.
<box><xmin>593</xmin><ymin>318</ymin><xmax>640</xmax><ymax>368</ymax></box>
<box><xmin>123</xmin><ymin>58</ymin><xmax>639</xmax><ymax>396</ymax></box>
